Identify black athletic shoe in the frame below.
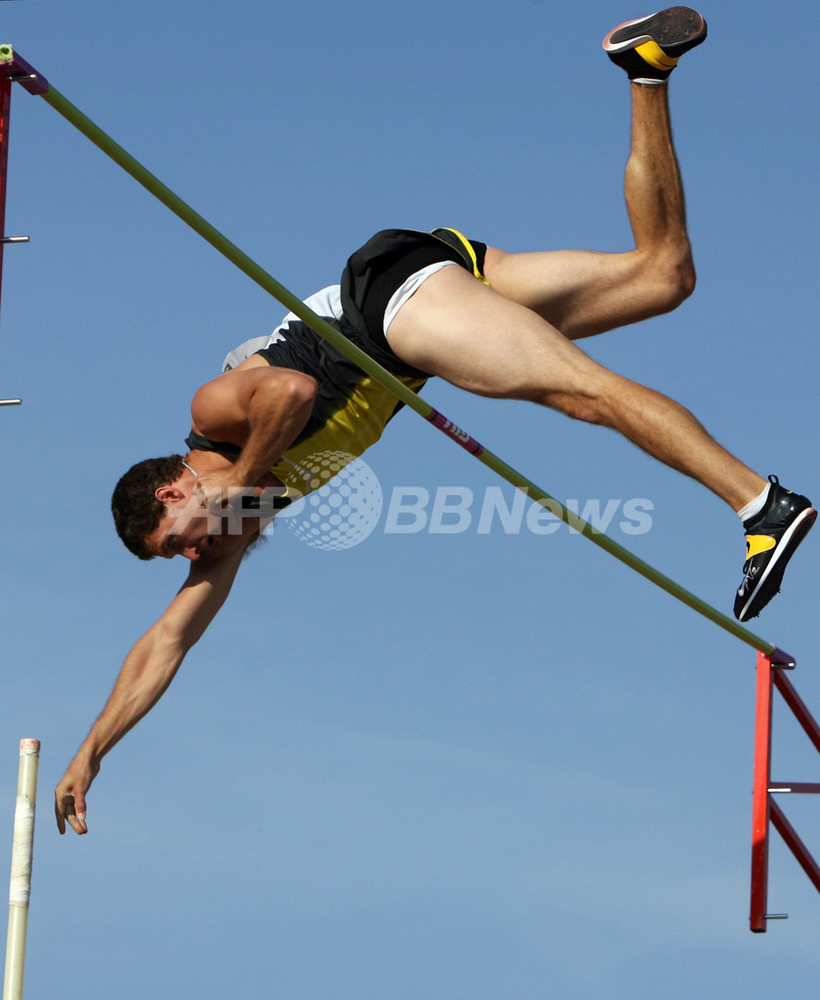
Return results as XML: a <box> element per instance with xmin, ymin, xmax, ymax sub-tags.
<box><xmin>734</xmin><ymin>476</ymin><xmax>816</xmax><ymax>622</ymax></box>
<box><xmin>603</xmin><ymin>7</ymin><xmax>708</xmax><ymax>83</ymax></box>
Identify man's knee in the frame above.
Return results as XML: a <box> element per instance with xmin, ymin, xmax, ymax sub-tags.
<box><xmin>663</xmin><ymin>248</ymin><xmax>697</xmax><ymax>310</ymax></box>
<box><xmin>642</xmin><ymin>247</ymin><xmax>697</xmax><ymax>316</ymax></box>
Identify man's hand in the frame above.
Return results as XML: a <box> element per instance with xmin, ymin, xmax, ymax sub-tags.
<box><xmin>55</xmin><ymin>756</ymin><xmax>100</xmax><ymax>835</ymax></box>
<box><xmin>192</xmin><ymin>467</ymin><xmax>244</xmax><ymax>514</ymax></box>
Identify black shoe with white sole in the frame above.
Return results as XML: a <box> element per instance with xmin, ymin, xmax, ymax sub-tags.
<box><xmin>734</xmin><ymin>476</ymin><xmax>816</xmax><ymax>622</ymax></box>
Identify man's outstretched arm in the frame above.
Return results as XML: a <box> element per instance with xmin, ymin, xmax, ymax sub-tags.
<box><xmin>54</xmin><ymin>545</ymin><xmax>247</xmax><ymax>835</ymax></box>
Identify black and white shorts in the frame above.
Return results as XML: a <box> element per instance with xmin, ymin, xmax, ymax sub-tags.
<box><xmin>339</xmin><ymin>227</ymin><xmax>488</xmax><ymax>377</ymax></box>
<box><xmin>223</xmin><ymin>227</ymin><xmax>488</xmax><ymax>380</ymax></box>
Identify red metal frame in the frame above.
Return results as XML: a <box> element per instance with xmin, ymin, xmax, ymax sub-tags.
<box><xmin>750</xmin><ymin>651</ymin><xmax>820</xmax><ymax>932</ymax></box>
<box><xmin>0</xmin><ymin>46</ymin><xmax>45</xmax><ymax>405</ymax></box>
<box><xmin>0</xmin><ymin>74</ymin><xmax>11</xmax><ymax>320</ymax></box>
<box><xmin>0</xmin><ymin>46</ymin><xmax>46</xmax><ymax>343</ymax></box>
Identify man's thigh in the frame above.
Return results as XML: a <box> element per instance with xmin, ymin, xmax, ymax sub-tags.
<box><xmin>483</xmin><ymin>246</ymin><xmax>650</xmax><ymax>340</ymax></box>
<box><xmin>385</xmin><ymin>264</ymin><xmax>610</xmax><ymax>403</ymax></box>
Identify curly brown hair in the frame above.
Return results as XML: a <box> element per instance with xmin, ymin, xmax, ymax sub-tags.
<box><xmin>111</xmin><ymin>455</ymin><xmax>186</xmax><ymax>560</ymax></box>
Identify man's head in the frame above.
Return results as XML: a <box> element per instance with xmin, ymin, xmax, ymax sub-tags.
<box><xmin>111</xmin><ymin>455</ymin><xmax>186</xmax><ymax>560</ymax></box>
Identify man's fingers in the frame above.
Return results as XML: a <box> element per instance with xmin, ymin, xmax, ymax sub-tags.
<box><xmin>55</xmin><ymin>790</ymin><xmax>88</xmax><ymax>836</ymax></box>
<box><xmin>54</xmin><ymin>794</ymin><xmax>66</xmax><ymax>835</ymax></box>
<box><xmin>194</xmin><ymin>477</ymin><xmax>237</xmax><ymax>512</ymax></box>
<box><xmin>192</xmin><ymin>482</ymin><xmax>207</xmax><ymax>507</ymax></box>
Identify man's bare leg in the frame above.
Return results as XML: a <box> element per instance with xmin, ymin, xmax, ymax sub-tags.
<box><xmin>387</xmin><ymin>261</ymin><xmax>811</xmax><ymax>623</ymax></box>
<box><xmin>386</xmin><ymin>265</ymin><xmax>765</xmax><ymax>512</ymax></box>
<box><xmin>484</xmin><ymin>81</ymin><xmax>695</xmax><ymax>339</ymax></box>
<box><xmin>620</xmin><ymin>81</ymin><xmax>695</xmax><ymax>314</ymax></box>
<box><xmin>483</xmin><ymin>82</ymin><xmax>699</xmax><ymax>339</ymax></box>
<box><xmin>389</xmin><ymin>7</ymin><xmax>813</xmax><ymax>620</ymax></box>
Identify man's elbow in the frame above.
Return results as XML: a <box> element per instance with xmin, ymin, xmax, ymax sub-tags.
<box><xmin>148</xmin><ymin>619</ymin><xmax>194</xmax><ymax>664</ymax></box>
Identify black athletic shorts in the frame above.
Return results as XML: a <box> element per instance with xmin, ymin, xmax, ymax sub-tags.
<box><xmin>339</xmin><ymin>228</ymin><xmax>488</xmax><ymax>378</ymax></box>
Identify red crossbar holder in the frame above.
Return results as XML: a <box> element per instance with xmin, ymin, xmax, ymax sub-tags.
<box><xmin>0</xmin><ymin>47</ymin><xmax>48</xmax><ymax>273</ymax></box>
<box><xmin>0</xmin><ymin>69</ymin><xmax>12</xmax><ymax>321</ymax></box>
<box><xmin>0</xmin><ymin>46</ymin><xmax>45</xmax><ymax>404</ymax></box>
<box><xmin>750</xmin><ymin>649</ymin><xmax>820</xmax><ymax>932</ymax></box>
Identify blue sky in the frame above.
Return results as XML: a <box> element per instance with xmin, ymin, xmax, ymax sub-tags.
<box><xmin>1</xmin><ymin>1</ymin><xmax>819</xmax><ymax>997</ymax></box>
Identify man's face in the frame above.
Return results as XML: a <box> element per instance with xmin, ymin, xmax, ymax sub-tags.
<box><xmin>143</xmin><ymin>478</ymin><xmax>223</xmax><ymax>561</ymax></box>
<box><xmin>145</xmin><ymin>509</ymin><xmax>221</xmax><ymax>560</ymax></box>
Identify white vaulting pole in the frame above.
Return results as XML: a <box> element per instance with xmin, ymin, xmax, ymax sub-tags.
<box><xmin>3</xmin><ymin>740</ymin><xmax>39</xmax><ymax>1000</ymax></box>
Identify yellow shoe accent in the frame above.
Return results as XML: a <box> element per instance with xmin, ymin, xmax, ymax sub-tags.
<box><xmin>635</xmin><ymin>40</ymin><xmax>680</xmax><ymax>72</ymax></box>
<box><xmin>745</xmin><ymin>534</ymin><xmax>777</xmax><ymax>560</ymax></box>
